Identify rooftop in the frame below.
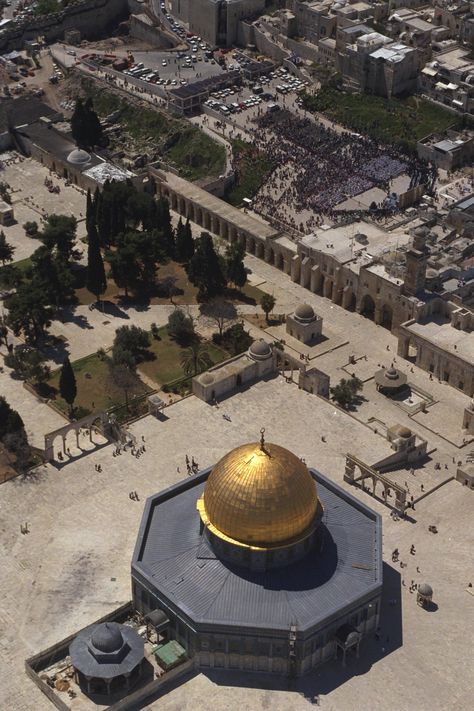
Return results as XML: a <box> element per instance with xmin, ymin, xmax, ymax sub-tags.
<box><xmin>404</xmin><ymin>316</ymin><xmax>474</xmax><ymax>362</ymax></box>
<box><xmin>133</xmin><ymin>467</ymin><xmax>382</xmax><ymax>633</ymax></box>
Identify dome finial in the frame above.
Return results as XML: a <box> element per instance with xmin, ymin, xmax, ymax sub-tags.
<box><xmin>260</xmin><ymin>427</ymin><xmax>266</xmax><ymax>451</ymax></box>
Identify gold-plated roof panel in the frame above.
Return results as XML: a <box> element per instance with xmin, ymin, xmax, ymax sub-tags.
<box><xmin>201</xmin><ymin>441</ymin><xmax>318</xmax><ymax>546</ymax></box>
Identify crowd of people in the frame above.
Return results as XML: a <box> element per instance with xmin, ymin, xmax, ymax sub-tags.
<box><xmin>242</xmin><ymin>110</ymin><xmax>436</xmax><ymax>233</ymax></box>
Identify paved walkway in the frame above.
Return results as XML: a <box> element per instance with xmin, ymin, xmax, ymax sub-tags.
<box><xmin>0</xmin><ymin>362</ymin><xmax>65</xmax><ymax>448</ymax></box>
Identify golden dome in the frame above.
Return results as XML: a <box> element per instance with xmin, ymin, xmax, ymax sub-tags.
<box><xmin>198</xmin><ymin>439</ymin><xmax>319</xmax><ymax>548</ymax></box>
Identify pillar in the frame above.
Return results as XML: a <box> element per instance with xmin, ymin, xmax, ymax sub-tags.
<box><xmin>62</xmin><ymin>436</ymin><xmax>67</xmax><ymax>454</ymax></box>
<box><xmin>75</xmin><ymin>429</ymin><xmax>80</xmax><ymax>447</ymax></box>
<box><xmin>397</xmin><ymin>335</ymin><xmax>409</xmax><ymax>358</ymax></box>
<box><xmin>310</xmin><ymin>265</ymin><xmax>321</xmax><ymax>294</ymax></box>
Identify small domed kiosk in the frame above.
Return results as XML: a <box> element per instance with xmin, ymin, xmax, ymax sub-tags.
<box><xmin>417</xmin><ymin>583</ymin><xmax>433</xmax><ymax>608</ymax></box>
<box><xmin>286</xmin><ymin>303</ymin><xmax>322</xmax><ymax>344</ymax></box>
<box><xmin>69</xmin><ymin>621</ymin><xmax>144</xmax><ymax>697</ymax></box>
<box><xmin>374</xmin><ymin>364</ymin><xmax>407</xmax><ymax>394</ymax></box>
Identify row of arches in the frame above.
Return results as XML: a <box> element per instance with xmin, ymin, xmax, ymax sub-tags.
<box><xmin>159</xmin><ymin>184</ymin><xmax>395</xmax><ymax>330</ymax></box>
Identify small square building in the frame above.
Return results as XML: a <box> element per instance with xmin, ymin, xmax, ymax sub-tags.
<box><xmin>286</xmin><ymin>303</ymin><xmax>323</xmax><ymax>344</ymax></box>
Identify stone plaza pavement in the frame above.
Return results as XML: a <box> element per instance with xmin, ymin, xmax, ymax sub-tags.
<box><xmin>0</xmin><ymin>379</ymin><xmax>472</xmax><ymax>711</ymax></box>
<box><xmin>0</xmin><ymin>155</ymin><xmax>88</xmax><ymax>261</ymax></box>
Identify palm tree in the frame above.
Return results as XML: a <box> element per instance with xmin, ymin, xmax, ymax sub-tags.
<box><xmin>180</xmin><ymin>341</ymin><xmax>212</xmax><ymax>377</ymax></box>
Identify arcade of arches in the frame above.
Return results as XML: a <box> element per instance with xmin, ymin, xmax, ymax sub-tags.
<box><xmin>152</xmin><ymin>170</ymin><xmax>420</xmax><ymax>335</ymax></box>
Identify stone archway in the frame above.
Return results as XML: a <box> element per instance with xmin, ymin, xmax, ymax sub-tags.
<box><xmin>44</xmin><ymin>412</ymin><xmax>111</xmax><ymax>463</ymax></box>
<box><xmin>381</xmin><ymin>304</ymin><xmax>393</xmax><ymax>330</ymax></box>
<box><xmin>360</xmin><ymin>294</ymin><xmax>376</xmax><ymax>320</ymax></box>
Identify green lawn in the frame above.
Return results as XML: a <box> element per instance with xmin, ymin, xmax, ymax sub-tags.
<box><xmin>302</xmin><ymin>89</ymin><xmax>459</xmax><ymax>150</ymax></box>
<box><xmin>80</xmin><ymin>79</ymin><xmax>226</xmax><ymax>181</ymax></box>
<box><xmin>139</xmin><ymin>326</ymin><xmax>229</xmax><ymax>386</ymax></box>
<box><xmin>225</xmin><ymin>139</ymin><xmax>276</xmax><ymax>206</ymax></box>
<box><xmin>47</xmin><ymin>353</ymin><xmax>151</xmax><ymax>419</ymax></box>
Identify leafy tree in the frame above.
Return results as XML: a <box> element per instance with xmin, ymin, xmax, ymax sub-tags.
<box><xmin>110</xmin><ymin>363</ymin><xmax>138</xmax><ymax>411</ymax></box>
<box><xmin>0</xmin><ymin>231</ymin><xmax>15</xmax><ymax>266</ymax></box>
<box><xmin>218</xmin><ymin>322</ymin><xmax>252</xmax><ymax>356</ymax></box>
<box><xmin>4</xmin><ymin>345</ymin><xmax>50</xmax><ymax>384</ymax></box>
<box><xmin>0</xmin><ymin>264</ymin><xmax>20</xmax><ymax>289</ymax></box>
<box><xmin>0</xmin><ymin>395</ymin><xmax>25</xmax><ymax>439</ymax></box>
<box><xmin>260</xmin><ymin>293</ymin><xmax>276</xmax><ymax>323</ymax></box>
<box><xmin>225</xmin><ymin>242</ymin><xmax>247</xmax><ymax>289</ymax></box>
<box><xmin>200</xmin><ymin>297</ymin><xmax>237</xmax><ymax>338</ymax></box>
<box><xmin>0</xmin><ymin>315</ymin><xmax>8</xmax><ymax>347</ymax></box>
<box><xmin>30</xmin><ymin>246</ymin><xmax>75</xmax><ymax>309</ymax></box>
<box><xmin>159</xmin><ymin>274</ymin><xmax>179</xmax><ymax>303</ymax></box>
<box><xmin>0</xmin><ymin>395</ymin><xmax>30</xmax><ymax>472</ymax></box>
<box><xmin>107</xmin><ymin>230</ymin><xmax>162</xmax><ymax>296</ymax></box>
<box><xmin>112</xmin><ymin>325</ymin><xmax>151</xmax><ymax>367</ymax></box>
<box><xmin>59</xmin><ymin>356</ymin><xmax>77</xmax><ymax>417</ymax></box>
<box><xmin>86</xmin><ymin>222</ymin><xmax>106</xmax><ymax>304</ymax></box>
<box><xmin>40</xmin><ymin>214</ymin><xmax>77</xmax><ymax>261</ymax></box>
<box><xmin>23</xmin><ymin>220</ymin><xmax>39</xmax><ymax>237</ymax></box>
<box><xmin>330</xmin><ymin>376</ymin><xmax>363</xmax><ymax>410</ymax></box>
<box><xmin>167</xmin><ymin>308</ymin><xmax>195</xmax><ymax>345</ymax></box>
<box><xmin>6</xmin><ymin>284</ymin><xmax>52</xmax><ymax>343</ymax></box>
<box><xmin>187</xmin><ymin>232</ymin><xmax>226</xmax><ymax>300</ymax></box>
<box><xmin>180</xmin><ymin>340</ymin><xmax>212</xmax><ymax>377</ymax></box>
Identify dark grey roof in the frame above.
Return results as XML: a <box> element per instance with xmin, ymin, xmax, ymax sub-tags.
<box><xmin>70</xmin><ymin>623</ymin><xmax>144</xmax><ymax>679</ymax></box>
<box><xmin>91</xmin><ymin>622</ymin><xmax>123</xmax><ymax>653</ymax></box>
<box><xmin>16</xmin><ymin>121</ymin><xmax>101</xmax><ymax>169</ymax></box>
<box><xmin>0</xmin><ymin>97</ymin><xmax>61</xmax><ymax>129</ymax></box>
<box><xmin>132</xmin><ymin>468</ymin><xmax>382</xmax><ymax>637</ymax></box>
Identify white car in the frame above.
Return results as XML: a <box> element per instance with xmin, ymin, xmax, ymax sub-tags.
<box><xmin>162</xmin><ymin>60</ymin><xmax>167</xmax><ymax>66</ymax></box>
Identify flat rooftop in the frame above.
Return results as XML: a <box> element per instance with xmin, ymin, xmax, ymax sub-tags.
<box><xmin>301</xmin><ymin>222</ymin><xmax>411</xmax><ymax>271</ymax></box>
<box><xmin>405</xmin><ymin>317</ymin><xmax>474</xmax><ymax>362</ymax></box>
<box><xmin>158</xmin><ymin>171</ymin><xmax>279</xmax><ymax>240</ymax></box>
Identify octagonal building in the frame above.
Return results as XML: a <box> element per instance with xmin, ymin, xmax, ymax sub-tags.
<box><xmin>132</xmin><ymin>434</ymin><xmax>382</xmax><ymax>676</ymax></box>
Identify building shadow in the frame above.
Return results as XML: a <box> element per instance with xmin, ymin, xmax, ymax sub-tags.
<box><xmin>203</xmin><ymin>561</ymin><xmax>402</xmax><ymax>699</ymax></box>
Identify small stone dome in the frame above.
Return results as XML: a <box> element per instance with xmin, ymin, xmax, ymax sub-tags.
<box><xmin>386</xmin><ymin>367</ymin><xmax>399</xmax><ymax>380</ymax></box>
<box><xmin>90</xmin><ymin>622</ymin><xmax>123</xmax><ymax>653</ymax></box>
<box><xmin>249</xmin><ymin>339</ymin><xmax>272</xmax><ymax>360</ymax></box>
<box><xmin>67</xmin><ymin>148</ymin><xmax>91</xmax><ymax>166</ymax></box>
<box><xmin>200</xmin><ymin>373</ymin><xmax>214</xmax><ymax>385</ymax></box>
<box><xmin>418</xmin><ymin>583</ymin><xmax>433</xmax><ymax>597</ymax></box>
<box><xmin>398</xmin><ymin>426</ymin><xmax>412</xmax><ymax>438</ymax></box>
<box><xmin>426</xmin><ymin>268</ymin><xmax>438</xmax><ymax>279</ymax></box>
<box><xmin>294</xmin><ymin>303</ymin><xmax>315</xmax><ymax>321</ymax></box>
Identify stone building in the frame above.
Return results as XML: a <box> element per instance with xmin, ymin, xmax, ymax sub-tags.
<box><xmin>69</xmin><ymin>621</ymin><xmax>145</xmax><ymax>697</ymax></box>
<box><xmin>286</xmin><ymin>303</ymin><xmax>323</xmax><ymax>344</ymax></box>
<box><xmin>132</xmin><ymin>435</ymin><xmax>382</xmax><ymax>676</ymax></box>
<box><xmin>192</xmin><ymin>339</ymin><xmax>330</xmax><ymax>403</ymax></box>
<box><xmin>0</xmin><ymin>199</ymin><xmax>14</xmax><ymax>226</ymax></box>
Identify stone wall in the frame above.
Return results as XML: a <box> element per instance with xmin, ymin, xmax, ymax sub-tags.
<box><xmin>0</xmin><ymin>0</ymin><xmax>128</xmax><ymax>52</ymax></box>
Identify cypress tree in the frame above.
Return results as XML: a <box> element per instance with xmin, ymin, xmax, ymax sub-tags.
<box><xmin>86</xmin><ymin>222</ymin><xmax>107</xmax><ymax>305</ymax></box>
<box><xmin>183</xmin><ymin>218</ymin><xmax>194</xmax><ymax>262</ymax></box>
<box><xmin>59</xmin><ymin>356</ymin><xmax>77</xmax><ymax>418</ymax></box>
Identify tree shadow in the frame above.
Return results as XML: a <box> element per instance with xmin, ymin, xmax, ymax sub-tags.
<box><xmin>100</xmin><ymin>300</ymin><xmax>131</xmax><ymax>319</ymax></box>
<box><xmin>225</xmin><ymin>287</ymin><xmax>256</xmax><ymax>305</ymax></box>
